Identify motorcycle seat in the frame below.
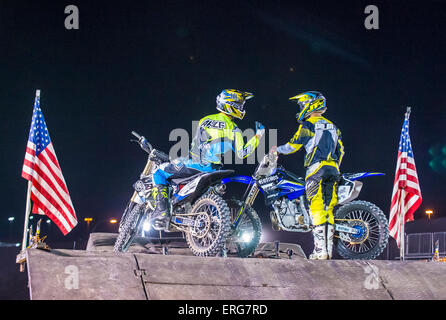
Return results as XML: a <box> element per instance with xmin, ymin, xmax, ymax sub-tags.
<box><xmin>171</xmin><ymin>173</ymin><xmax>204</xmax><ymax>185</ymax></box>
<box><xmin>282</xmin><ymin>169</ymin><xmax>305</xmax><ymax>185</ymax></box>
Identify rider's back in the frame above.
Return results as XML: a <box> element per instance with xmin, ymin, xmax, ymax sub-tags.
<box><xmin>301</xmin><ymin>116</ymin><xmax>343</xmax><ymax>168</ymax></box>
<box><xmin>281</xmin><ymin>115</ymin><xmax>344</xmax><ymax>169</ymax></box>
<box><xmin>190</xmin><ymin>112</ymin><xmax>260</xmax><ymax>165</ymax></box>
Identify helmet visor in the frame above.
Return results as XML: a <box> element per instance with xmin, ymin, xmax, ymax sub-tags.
<box><xmin>227</xmin><ymin>100</ymin><xmax>245</xmax><ymax>113</ymax></box>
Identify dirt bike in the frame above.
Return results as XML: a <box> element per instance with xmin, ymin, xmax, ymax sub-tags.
<box><xmin>113</xmin><ymin>131</ymin><xmax>232</xmax><ymax>256</ymax></box>
<box><xmin>222</xmin><ymin>152</ymin><xmax>389</xmax><ymax>260</ymax></box>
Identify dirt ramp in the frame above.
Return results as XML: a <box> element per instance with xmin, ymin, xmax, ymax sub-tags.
<box><xmin>26</xmin><ymin>249</ymin><xmax>147</xmax><ymax>300</ymax></box>
<box><xmin>365</xmin><ymin>260</ymin><xmax>446</xmax><ymax>299</ymax></box>
<box><xmin>25</xmin><ymin>247</ymin><xmax>446</xmax><ymax>300</ymax></box>
<box><xmin>134</xmin><ymin>254</ymin><xmax>392</xmax><ymax>300</ymax></box>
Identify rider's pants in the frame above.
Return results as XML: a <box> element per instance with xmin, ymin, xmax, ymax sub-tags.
<box><xmin>305</xmin><ymin>161</ymin><xmax>340</xmax><ymax>226</ymax></box>
<box><xmin>152</xmin><ymin>157</ymin><xmax>216</xmax><ymax>186</ymax></box>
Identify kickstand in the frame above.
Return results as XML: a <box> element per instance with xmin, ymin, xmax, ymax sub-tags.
<box><xmin>275</xmin><ymin>240</ymin><xmax>280</xmax><ymax>258</ymax></box>
<box><xmin>220</xmin><ymin>244</ymin><xmax>228</xmax><ymax>258</ymax></box>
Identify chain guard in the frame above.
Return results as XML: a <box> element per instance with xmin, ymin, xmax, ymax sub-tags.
<box><xmin>170</xmin><ymin>211</ymin><xmax>211</xmax><ymax>238</ymax></box>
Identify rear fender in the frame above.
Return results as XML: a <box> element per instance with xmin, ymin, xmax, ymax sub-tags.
<box><xmin>343</xmin><ymin>172</ymin><xmax>384</xmax><ymax>181</ymax></box>
<box><xmin>173</xmin><ymin>170</ymin><xmax>235</xmax><ymax>205</ymax></box>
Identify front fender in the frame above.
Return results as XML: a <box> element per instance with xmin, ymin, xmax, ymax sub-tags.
<box><xmin>221</xmin><ymin>175</ymin><xmax>254</xmax><ymax>185</ymax></box>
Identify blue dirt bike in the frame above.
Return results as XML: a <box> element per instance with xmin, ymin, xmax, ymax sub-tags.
<box><xmin>221</xmin><ymin>152</ymin><xmax>389</xmax><ymax>260</ymax></box>
<box><xmin>114</xmin><ymin>131</ymin><xmax>233</xmax><ymax>256</ymax></box>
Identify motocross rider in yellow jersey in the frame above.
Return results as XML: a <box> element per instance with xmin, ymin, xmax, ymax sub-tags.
<box><xmin>271</xmin><ymin>91</ymin><xmax>344</xmax><ymax>260</ymax></box>
<box><xmin>150</xmin><ymin>89</ymin><xmax>265</xmax><ymax>229</ymax></box>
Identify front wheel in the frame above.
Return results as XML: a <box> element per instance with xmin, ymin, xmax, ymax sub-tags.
<box><xmin>334</xmin><ymin>200</ymin><xmax>389</xmax><ymax>260</ymax></box>
<box><xmin>113</xmin><ymin>202</ymin><xmax>145</xmax><ymax>252</ymax></box>
<box><xmin>185</xmin><ymin>193</ymin><xmax>231</xmax><ymax>257</ymax></box>
<box><xmin>226</xmin><ymin>199</ymin><xmax>262</xmax><ymax>258</ymax></box>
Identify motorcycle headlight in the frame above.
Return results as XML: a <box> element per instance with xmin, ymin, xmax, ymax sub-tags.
<box><xmin>241</xmin><ymin>231</ymin><xmax>254</xmax><ymax>243</ymax></box>
<box><xmin>143</xmin><ymin>220</ymin><xmax>152</xmax><ymax>232</ymax></box>
<box><xmin>133</xmin><ymin>180</ymin><xmax>145</xmax><ymax>192</ymax></box>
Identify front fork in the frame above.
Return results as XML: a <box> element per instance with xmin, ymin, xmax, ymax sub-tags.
<box><xmin>233</xmin><ymin>182</ymin><xmax>260</xmax><ymax>228</ymax></box>
<box><xmin>131</xmin><ymin>157</ymin><xmax>155</xmax><ymax>203</ymax></box>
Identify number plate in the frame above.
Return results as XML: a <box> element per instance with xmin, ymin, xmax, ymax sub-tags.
<box><xmin>258</xmin><ymin>175</ymin><xmax>279</xmax><ymax>190</ymax></box>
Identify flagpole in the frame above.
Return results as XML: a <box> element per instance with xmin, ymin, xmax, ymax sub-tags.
<box><xmin>19</xmin><ymin>90</ymin><xmax>40</xmax><ymax>255</ymax></box>
<box><xmin>400</xmin><ymin>189</ymin><xmax>405</xmax><ymax>261</ymax></box>
<box><xmin>399</xmin><ymin>107</ymin><xmax>411</xmax><ymax>261</ymax></box>
<box><xmin>21</xmin><ymin>181</ymin><xmax>32</xmax><ymax>251</ymax></box>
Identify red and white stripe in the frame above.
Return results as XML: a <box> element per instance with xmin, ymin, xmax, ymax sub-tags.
<box><xmin>389</xmin><ymin>151</ymin><xmax>422</xmax><ymax>247</ymax></box>
<box><xmin>22</xmin><ymin>141</ymin><xmax>77</xmax><ymax>235</ymax></box>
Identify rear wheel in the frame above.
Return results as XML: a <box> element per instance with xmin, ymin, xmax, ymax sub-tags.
<box><xmin>185</xmin><ymin>193</ymin><xmax>230</xmax><ymax>257</ymax></box>
<box><xmin>113</xmin><ymin>202</ymin><xmax>145</xmax><ymax>252</ymax></box>
<box><xmin>226</xmin><ymin>199</ymin><xmax>262</xmax><ymax>258</ymax></box>
<box><xmin>334</xmin><ymin>200</ymin><xmax>389</xmax><ymax>260</ymax></box>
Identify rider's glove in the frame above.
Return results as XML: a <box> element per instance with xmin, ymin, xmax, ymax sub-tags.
<box><xmin>255</xmin><ymin>121</ymin><xmax>265</xmax><ymax>138</ymax></box>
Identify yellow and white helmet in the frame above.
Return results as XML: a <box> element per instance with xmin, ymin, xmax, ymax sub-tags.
<box><xmin>290</xmin><ymin>91</ymin><xmax>326</xmax><ymax>123</ymax></box>
<box><xmin>216</xmin><ymin>89</ymin><xmax>254</xmax><ymax>120</ymax></box>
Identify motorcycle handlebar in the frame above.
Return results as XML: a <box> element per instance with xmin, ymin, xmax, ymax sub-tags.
<box><xmin>131</xmin><ymin>131</ymin><xmax>142</xmax><ymax>140</ymax></box>
<box><xmin>131</xmin><ymin>131</ymin><xmax>153</xmax><ymax>154</ymax></box>
<box><xmin>253</xmin><ymin>152</ymin><xmax>278</xmax><ymax>179</ymax></box>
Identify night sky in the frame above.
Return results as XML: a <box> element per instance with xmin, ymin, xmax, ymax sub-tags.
<box><xmin>1</xmin><ymin>0</ymin><xmax>445</xmax><ymax>253</ymax></box>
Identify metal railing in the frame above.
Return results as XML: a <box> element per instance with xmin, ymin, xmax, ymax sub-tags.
<box><xmin>405</xmin><ymin>232</ymin><xmax>446</xmax><ymax>259</ymax></box>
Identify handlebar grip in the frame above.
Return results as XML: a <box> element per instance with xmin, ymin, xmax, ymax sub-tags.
<box><xmin>131</xmin><ymin>131</ymin><xmax>142</xmax><ymax>140</ymax></box>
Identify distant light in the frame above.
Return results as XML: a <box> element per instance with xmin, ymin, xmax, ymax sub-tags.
<box><xmin>84</xmin><ymin>218</ymin><xmax>93</xmax><ymax>223</ymax></box>
<box><xmin>8</xmin><ymin>217</ymin><xmax>15</xmax><ymax>222</ymax></box>
<box><xmin>426</xmin><ymin>210</ymin><xmax>434</xmax><ymax>219</ymax></box>
<box><xmin>289</xmin><ymin>67</ymin><xmax>294</xmax><ymax>72</ymax></box>
<box><xmin>15</xmin><ymin>243</ymin><xmax>20</xmax><ymax>247</ymax></box>
<box><xmin>46</xmin><ymin>219</ymin><xmax>51</xmax><ymax>224</ymax></box>
<box><xmin>29</xmin><ymin>216</ymin><xmax>34</xmax><ymax>220</ymax></box>
<box><xmin>109</xmin><ymin>219</ymin><xmax>118</xmax><ymax>224</ymax></box>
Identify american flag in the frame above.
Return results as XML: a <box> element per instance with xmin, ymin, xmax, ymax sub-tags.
<box><xmin>21</xmin><ymin>93</ymin><xmax>77</xmax><ymax>235</ymax></box>
<box><xmin>389</xmin><ymin>108</ymin><xmax>422</xmax><ymax>247</ymax></box>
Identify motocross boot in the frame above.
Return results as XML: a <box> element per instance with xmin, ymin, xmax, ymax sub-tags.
<box><xmin>150</xmin><ymin>185</ymin><xmax>170</xmax><ymax>229</ymax></box>
<box><xmin>326</xmin><ymin>223</ymin><xmax>335</xmax><ymax>259</ymax></box>
<box><xmin>309</xmin><ymin>224</ymin><xmax>328</xmax><ymax>260</ymax></box>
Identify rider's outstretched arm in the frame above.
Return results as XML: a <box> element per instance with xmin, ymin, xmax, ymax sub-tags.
<box><xmin>233</xmin><ymin>128</ymin><xmax>261</xmax><ymax>159</ymax></box>
<box><xmin>277</xmin><ymin>123</ymin><xmax>313</xmax><ymax>155</ymax></box>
